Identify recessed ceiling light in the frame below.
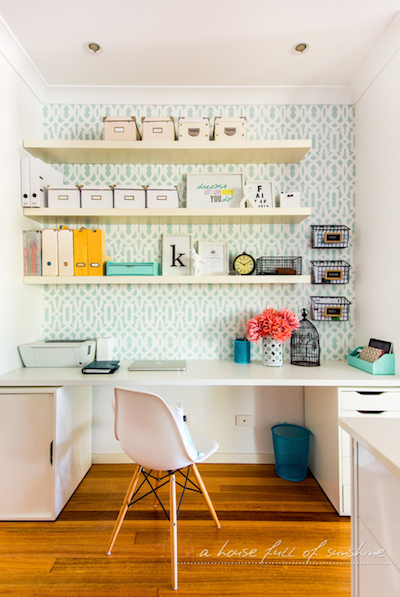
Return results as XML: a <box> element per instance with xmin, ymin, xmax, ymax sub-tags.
<box><xmin>86</xmin><ymin>41</ymin><xmax>103</xmax><ymax>55</ymax></box>
<box><xmin>291</xmin><ymin>42</ymin><xmax>310</xmax><ymax>55</ymax></box>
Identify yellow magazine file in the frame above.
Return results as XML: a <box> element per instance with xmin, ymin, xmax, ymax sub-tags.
<box><xmin>87</xmin><ymin>229</ymin><xmax>108</xmax><ymax>276</ymax></box>
<box><xmin>73</xmin><ymin>228</ymin><xmax>88</xmax><ymax>276</ymax></box>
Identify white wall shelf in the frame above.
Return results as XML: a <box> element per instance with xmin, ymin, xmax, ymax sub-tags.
<box><xmin>23</xmin><ymin>206</ymin><xmax>311</xmax><ymax>225</ymax></box>
<box><xmin>23</xmin><ymin>274</ymin><xmax>311</xmax><ymax>286</ymax></box>
<box><xmin>23</xmin><ymin>139</ymin><xmax>312</xmax><ymax>165</ymax></box>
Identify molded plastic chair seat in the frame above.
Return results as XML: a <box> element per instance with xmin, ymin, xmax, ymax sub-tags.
<box><xmin>106</xmin><ymin>387</ymin><xmax>221</xmax><ymax>590</ymax></box>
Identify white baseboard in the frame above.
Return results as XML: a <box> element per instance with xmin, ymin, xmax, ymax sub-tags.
<box><xmin>91</xmin><ymin>452</ymin><xmax>275</xmax><ymax>465</ymax></box>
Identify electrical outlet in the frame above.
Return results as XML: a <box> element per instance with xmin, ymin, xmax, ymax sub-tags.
<box><xmin>235</xmin><ymin>415</ymin><xmax>252</xmax><ymax>426</ymax></box>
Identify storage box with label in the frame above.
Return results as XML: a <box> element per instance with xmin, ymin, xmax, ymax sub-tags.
<box><xmin>103</xmin><ymin>116</ymin><xmax>140</xmax><ymax>141</ymax></box>
<box><xmin>81</xmin><ymin>187</ymin><xmax>113</xmax><ymax>208</ymax></box>
<box><xmin>178</xmin><ymin>118</ymin><xmax>210</xmax><ymax>143</ymax></box>
<box><xmin>48</xmin><ymin>186</ymin><xmax>81</xmax><ymax>208</ymax></box>
<box><xmin>113</xmin><ymin>186</ymin><xmax>146</xmax><ymax>208</ymax></box>
<box><xmin>106</xmin><ymin>261</ymin><xmax>159</xmax><ymax>276</ymax></box>
<box><xmin>141</xmin><ymin>117</ymin><xmax>175</xmax><ymax>141</ymax></box>
<box><xmin>146</xmin><ymin>186</ymin><xmax>179</xmax><ymax>208</ymax></box>
<box><xmin>213</xmin><ymin>117</ymin><xmax>246</xmax><ymax>142</ymax></box>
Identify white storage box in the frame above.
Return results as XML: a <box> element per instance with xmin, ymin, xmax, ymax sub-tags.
<box><xmin>214</xmin><ymin>117</ymin><xmax>246</xmax><ymax>142</ymax></box>
<box><xmin>146</xmin><ymin>186</ymin><xmax>179</xmax><ymax>208</ymax></box>
<box><xmin>280</xmin><ymin>192</ymin><xmax>301</xmax><ymax>207</ymax></box>
<box><xmin>103</xmin><ymin>116</ymin><xmax>140</xmax><ymax>141</ymax></box>
<box><xmin>141</xmin><ymin>117</ymin><xmax>175</xmax><ymax>141</ymax></box>
<box><xmin>178</xmin><ymin>118</ymin><xmax>210</xmax><ymax>143</ymax></box>
<box><xmin>81</xmin><ymin>187</ymin><xmax>113</xmax><ymax>208</ymax></box>
<box><xmin>113</xmin><ymin>186</ymin><xmax>146</xmax><ymax>208</ymax></box>
<box><xmin>47</xmin><ymin>187</ymin><xmax>81</xmax><ymax>208</ymax></box>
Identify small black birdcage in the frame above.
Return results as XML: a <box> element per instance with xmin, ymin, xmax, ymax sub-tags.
<box><xmin>290</xmin><ymin>309</ymin><xmax>320</xmax><ymax>367</ymax></box>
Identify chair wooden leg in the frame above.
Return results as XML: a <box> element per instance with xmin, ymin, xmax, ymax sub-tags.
<box><xmin>169</xmin><ymin>473</ymin><xmax>178</xmax><ymax>590</ymax></box>
<box><xmin>153</xmin><ymin>470</ymin><xmax>161</xmax><ymax>508</ymax></box>
<box><xmin>106</xmin><ymin>464</ymin><xmax>142</xmax><ymax>555</ymax></box>
<box><xmin>191</xmin><ymin>463</ymin><xmax>221</xmax><ymax>529</ymax></box>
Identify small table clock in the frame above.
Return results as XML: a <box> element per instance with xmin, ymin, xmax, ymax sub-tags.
<box><xmin>232</xmin><ymin>252</ymin><xmax>256</xmax><ymax>275</ymax></box>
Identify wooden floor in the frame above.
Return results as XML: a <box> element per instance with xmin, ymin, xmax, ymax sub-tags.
<box><xmin>0</xmin><ymin>464</ymin><xmax>351</xmax><ymax>596</ymax></box>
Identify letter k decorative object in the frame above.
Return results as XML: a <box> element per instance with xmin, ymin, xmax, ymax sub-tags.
<box><xmin>162</xmin><ymin>234</ymin><xmax>192</xmax><ymax>276</ymax></box>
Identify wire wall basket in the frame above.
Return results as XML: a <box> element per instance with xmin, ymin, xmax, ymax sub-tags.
<box><xmin>256</xmin><ymin>256</ymin><xmax>302</xmax><ymax>276</ymax></box>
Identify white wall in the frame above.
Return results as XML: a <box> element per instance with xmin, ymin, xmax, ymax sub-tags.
<box><xmin>0</xmin><ymin>53</ymin><xmax>43</xmax><ymax>374</ymax></box>
<box><xmin>355</xmin><ymin>50</ymin><xmax>400</xmax><ymax>375</ymax></box>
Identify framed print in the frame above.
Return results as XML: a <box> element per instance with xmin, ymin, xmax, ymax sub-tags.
<box><xmin>243</xmin><ymin>181</ymin><xmax>275</xmax><ymax>208</ymax></box>
<box><xmin>162</xmin><ymin>234</ymin><xmax>192</xmax><ymax>276</ymax></box>
<box><xmin>186</xmin><ymin>173</ymin><xmax>244</xmax><ymax>208</ymax></box>
<box><xmin>198</xmin><ymin>241</ymin><xmax>229</xmax><ymax>275</ymax></box>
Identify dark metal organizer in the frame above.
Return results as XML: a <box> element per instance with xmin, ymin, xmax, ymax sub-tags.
<box><xmin>256</xmin><ymin>256</ymin><xmax>302</xmax><ymax>276</ymax></box>
<box><xmin>311</xmin><ymin>225</ymin><xmax>350</xmax><ymax>249</ymax></box>
<box><xmin>310</xmin><ymin>260</ymin><xmax>350</xmax><ymax>284</ymax></box>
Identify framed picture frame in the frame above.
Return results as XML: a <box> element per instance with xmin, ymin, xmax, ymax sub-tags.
<box><xmin>186</xmin><ymin>173</ymin><xmax>244</xmax><ymax>208</ymax></box>
<box><xmin>198</xmin><ymin>241</ymin><xmax>229</xmax><ymax>275</ymax></box>
<box><xmin>242</xmin><ymin>181</ymin><xmax>275</xmax><ymax>208</ymax></box>
<box><xmin>162</xmin><ymin>234</ymin><xmax>192</xmax><ymax>276</ymax></box>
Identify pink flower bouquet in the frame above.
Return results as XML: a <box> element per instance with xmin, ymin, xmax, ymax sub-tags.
<box><xmin>246</xmin><ymin>308</ymin><xmax>300</xmax><ymax>344</ymax></box>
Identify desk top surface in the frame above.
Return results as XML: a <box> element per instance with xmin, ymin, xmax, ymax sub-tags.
<box><xmin>0</xmin><ymin>360</ymin><xmax>399</xmax><ymax>388</ymax></box>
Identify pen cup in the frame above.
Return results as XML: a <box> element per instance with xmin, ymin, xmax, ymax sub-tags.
<box><xmin>234</xmin><ymin>340</ymin><xmax>251</xmax><ymax>364</ymax></box>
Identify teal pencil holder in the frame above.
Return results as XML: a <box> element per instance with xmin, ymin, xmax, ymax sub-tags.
<box><xmin>234</xmin><ymin>340</ymin><xmax>251</xmax><ymax>364</ymax></box>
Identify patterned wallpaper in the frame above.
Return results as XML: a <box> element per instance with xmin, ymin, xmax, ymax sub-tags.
<box><xmin>42</xmin><ymin>104</ymin><xmax>355</xmax><ymax>361</ymax></box>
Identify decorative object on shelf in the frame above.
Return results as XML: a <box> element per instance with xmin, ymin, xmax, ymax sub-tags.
<box><xmin>280</xmin><ymin>191</ymin><xmax>301</xmax><ymax>208</ymax></box>
<box><xmin>146</xmin><ymin>186</ymin><xmax>179</xmax><ymax>208</ymax></box>
<box><xmin>162</xmin><ymin>234</ymin><xmax>192</xmax><ymax>276</ymax></box>
<box><xmin>106</xmin><ymin>261</ymin><xmax>159</xmax><ymax>276</ymax></box>
<box><xmin>310</xmin><ymin>296</ymin><xmax>351</xmax><ymax>321</ymax></box>
<box><xmin>290</xmin><ymin>309</ymin><xmax>320</xmax><ymax>367</ymax></box>
<box><xmin>213</xmin><ymin>117</ymin><xmax>246</xmax><ymax>142</ymax></box>
<box><xmin>311</xmin><ymin>225</ymin><xmax>350</xmax><ymax>249</ymax></box>
<box><xmin>186</xmin><ymin>173</ymin><xmax>244</xmax><ymax>208</ymax></box>
<box><xmin>197</xmin><ymin>241</ymin><xmax>229</xmax><ymax>275</ymax></box>
<box><xmin>232</xmin><ymin>252</ymin><xmax>256</xmax><ymax>275</ymax></box>
<box><xmin>256</xmin><ymin>256</ymin><xmax>302</xmax><ymax>276</ymax></box>
<box><xmin>234</xmin><ymin>338</ymin><xmax>251</xmax><ymax>364</ymax></box>
<box><xmin>310</xmin><ymin>260</ymin><xmax>350</xmax><ymax>285</ymax></box>
<box><xmin>242</xmin><ymin>181</ymin><xmax>275</xmax><ymax>208</ymax></box>
<box><xmin>246</xmin><ymin>308</ymin><xmax>300</xmax><ymax>367</ymax></box>
<box><xmin>347</xmin><ymin>347</ymin><xmax>395</xmax><ymax>375</ymax></box>
<box><xmin>189</xmin><ymin>247</ymin><xmax>203</xmax><ymax>276</ymax></box>
<box><xmin>178</xmin><ymin>117</ymin><xmax>210</xmax><ymax>143</ymax></box>
<box><xmin>103</xmin><ymin>116</ymin><xmax>141</xmax><ymax>141</ymax></box>
<box><xmin>239</xmin><ymin>184</ymin><xmax>256</xmax><ymax>208</ymax></box>
<box><xmin>141</xmin><ymin>116</ymin><xmax>175</xmax><ymax>141</ymax></box>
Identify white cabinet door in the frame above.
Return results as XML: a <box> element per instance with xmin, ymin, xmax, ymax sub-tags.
<box><xmin>0</xmin><ymin>392</ymin><xmax>55</xmax><ymax>520</ymax></box>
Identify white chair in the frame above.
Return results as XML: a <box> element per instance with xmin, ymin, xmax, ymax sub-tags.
<box><xmin>107</xmin><ymin>387</ymin><xmax>221</xmax><ymax>590</ymax></box>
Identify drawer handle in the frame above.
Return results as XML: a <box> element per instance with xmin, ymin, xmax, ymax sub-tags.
<box><xmin>356</xmin><ymin>391</ymin><xmax>383</xmax><ymax>395</ymax></box>
<box><xmin>188</xmin><ymin>128</ymin><xmax>200</xmax><ymax>136</ymax></box>
<box><xmin>224</xmin><ymin>127</ymin><xmax>237</xmax><ymax>136</ymax></box>
<box><xmin>356</xmin><ymin>410</ymin><xmax>386</xmax><ymax>415</ymax></box>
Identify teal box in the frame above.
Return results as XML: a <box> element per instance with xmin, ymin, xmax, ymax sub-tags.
<box><xmin>106</xmin><ymin>261</ymin><xmax>159</xmax><ymax>276</ymax></box>
<box><xmin>234</xmin><ymin>340</ymin><xmax>251</xmax><ymax>363</ymax></box>
<box><xmin>348</xmin><ymin>347</ymin><xmax>395</xmax><ymax>375</ymax></box>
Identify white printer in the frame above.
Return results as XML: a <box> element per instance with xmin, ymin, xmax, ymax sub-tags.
<box><xmin>18</xmin><ymin>340</ymin><xmax>96</xmax><ymax>368</ymax></box>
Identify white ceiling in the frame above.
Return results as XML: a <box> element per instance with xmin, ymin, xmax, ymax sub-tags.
<box><xmin>0</xmin><ymin>0</ymin><xmax>400</xmax><ymax>103</ymax></box>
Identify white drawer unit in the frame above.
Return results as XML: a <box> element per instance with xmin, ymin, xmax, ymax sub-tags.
<box><xmin>305</xmin><ymin>387</ymin><xmax>400</xmax><ymax>516</ymax></box>
<box><xmin>0</xmin><ymin>386</ymin><xmax>92</xmax><ymax>520</ymax></box>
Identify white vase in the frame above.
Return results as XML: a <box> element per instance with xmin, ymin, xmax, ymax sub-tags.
<box><xmin>262</xmin><ymin>337</ymin><xmax>283</xmax><ymax>367</ymax></box>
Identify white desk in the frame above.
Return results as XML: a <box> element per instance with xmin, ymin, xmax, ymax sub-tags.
<box><xmin>0</xmin><ymin>360</ymin><xmax>398</xmax><ymax>521</ymax></box>
<box><xmin>0</xmin><ymin>359</ymin><xmax>398</xmax><ymax>388</ymax></box>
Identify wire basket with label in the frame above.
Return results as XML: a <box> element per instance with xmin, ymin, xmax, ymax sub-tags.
<box><xmin>310</xmin><ymin>296</ymin><xmax>351</xmax><ymax>321</ymax></box>
<box><xmin>310</xmin><ymin>260</ymin><xmax>350</xmax><ymax>284</ymax></box>
<box><xmin>311</xmin><ymin>225</ymin><xmax>350</xmax><ymax>249</ymax></box>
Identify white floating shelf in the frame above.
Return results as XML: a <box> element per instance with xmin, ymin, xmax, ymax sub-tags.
<box><xmin>24</xmin><ymin>275</ymin><xmax>311</xmax><ymax>286</ymax></box>
<box><xmin>23</xmin><ymin>139</ymin><xmax>312</xmax><ymax>165</ymax></box>
<box><xmin>23</xmin><ymin>207</ymin><xmax>311</xmax><ymax>225</ymax></box>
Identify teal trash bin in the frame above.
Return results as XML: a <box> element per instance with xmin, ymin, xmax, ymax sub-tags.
<box><xmin>271</xmin><ymin>423</ymin><xmax>311</xmax><ymax>482</ymax></box>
